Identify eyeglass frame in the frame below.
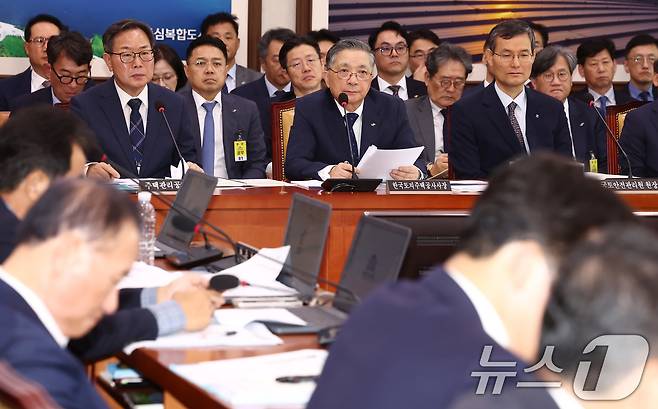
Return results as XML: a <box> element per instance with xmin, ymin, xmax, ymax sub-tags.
<box><xmin>287</xmin><ymin>57</ymin><xmax>321</xmax><ymax>71</ymax></box>
<box><xmin>27</xmin><ymin>36</ymin><xmax>52</xmax><ymax>47</ymax></box>
<box><xmin>540</xmin><ymin>70</ymin><xmax>571</xmax><ymax>82</ymax></box>
<box><xmin>431</xmin><ymin>77</ymin><xmax>466</xmax><ymax>90</ymax></box>
<box><xmin>374</xmin><ymin>43</ymin><xmax>409</xmax><ymax>56</ymax></box>
<box><xmin>51</xmin><ymin>67</ymin><xmax>91</xmax><ymax>85</ymax></box>
<box><xmin>106</xmin><ymin>49</ymin><xmax>155</xmax><ymax>64</ymax></box>
<box><xmin>410</xmin><ymin>48</ymin><xmax>437</xmax><ymax>60</ymax></box>
<box><xmin>326</xmin><ymin>67</ymin><xmax>372</xmax><ymax>81</ymax></box>
<box><xmin>630</xmin><ymin>55</ymin><xmax>657</xmax><ymax>65</ymax></box>
<box><xmin>489</xmin><ymin>50</ymin><xmax>534</xmax><ymax>63</ymax></box>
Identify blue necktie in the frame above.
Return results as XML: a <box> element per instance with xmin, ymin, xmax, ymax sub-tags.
<box><xmin>345</xmin><ymin>112</ymin><xmax>359</xmax><ymax>165</ymax></box>
<box><xmin>202</xmin><ymin>101</ymin><xmax>217</xmax><ymax>175</ymax></box>
<box><xmin>639</xmin><ymin>91</ymin><xmax>649</xmax><ymax>102</ymax></box>
<box><xmin>127</xmin><ymin>98</ymin><xmax>145</xmax><ymax>172</ymax></box>
<box><xmin>597</xmin><ymin>96</ymin><xmax>608</xmax><ymax>118</ymax></box>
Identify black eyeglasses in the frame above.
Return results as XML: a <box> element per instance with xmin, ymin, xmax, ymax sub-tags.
<box><xmin>28</xmin><ymin>36</ymin><xmax>52</xmax><ymax>47</ymax></box>
<box><xmin>374</xmin><ymin>44</ymin><xmax>408</xmax><ymax>56</ymax></box>
<box><xmin>51</xmin><ymin>68</ymin><xmax>90</xmax><ymax>85</ymax></box>
<box><xmin>107</xmin><ymin>50</ymin><xmax>154</xmax><ymax>64</ymax></box>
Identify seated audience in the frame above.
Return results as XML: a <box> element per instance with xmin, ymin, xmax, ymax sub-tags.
<box><xmin>11</xmin><ymin>31</ymin><xmax>94</xmax><ymax>111</ymax></box>
<box><xmin>406</xmin><ymin>43</ymin><xmax>472</xmax><ymax>178</ymax></box>
<box><xmin>451</xmin><ymin>20</ymin><xmax>572</xmax><ymax>179</ymax></box>
<box><xmin>201</xmin><ymin>12</ymin><xmax>262</xmax><ymax>91</ymax></box>
<box><xmin>308</xmin><ymin>154</ymin><xmax>635</xmax><ymax>409</ymax></box>
<box><xmin>0</xmin><ymin>14</ymin><xmax>67</xmax><ymax>110</ymax></box>
<box><xmin>152</xmin><ymin>43</ymin><xmax>187</xmax><ymax>91</ymax></box>
<box><xmin>619</xmin><ymin>34</ymin><xmax>658</xmax><ymax>102</ymax></box>
<box><xmin>285</xmin><ymin>39</ymin><xmax>424</xmax><ymax>181</ymax></box>
<box><xmin>527</xmin><ymin>20</ymin><xmax>549</xmax><ymax>53</ymax></box>
<box><xmin>530</xmin><ymin>46</ymin><xmax>607</xmax><ymax>170</ymax></box>
<box><xmin>368</xmin><ymin>21</ymin><xmax>427</xmax><ymax>99</ymax></box>
<box><xmin>275</xmin><ymin>36</ymin><xmax>324</xmax><ymax>100</ymax></box>
<box><xmin>71</xmin><ymin>19</ymin><xmax>201</xmax><ymax>179</ymax></box>
<box><xmin>179</xmin><ymin>36</ymin><xmax>267</xmax><ymax>179</ymax></box>
<box><xmin>308</xmin><ymin>28</ymin><xmax>341</xmax><ymax>68</ymax></box>
<box><xmin>407</xmin><ymin>29</ymin><xmax>441</xmax><ymax>81</ymax></box>
<box><xmin>573</xmin><ymin>38</ymin><xmax>632</xmax><ymax>111</ymax></box>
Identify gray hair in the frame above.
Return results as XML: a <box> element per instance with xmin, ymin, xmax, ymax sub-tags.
<box><xmin>325</xmin><ymin>39</ymin><xmax>375</xmax><ymax>71</ymax></box>
<box><xmin>484</xmin><ymin>19</ymin><xmax>535</xmax><ymax>54</ymax></box>
<box><xmin>531</xmin><ymin>45</ymin><xmax>577</xmax><ymax>79</ymax></box>
<box><xmin>257</xmin><ymin>27</ymin><xmax>296</xmax><ymax>60</ymax></box>
<box><xmin>426</xmin><ymin>42</ymin><xmax>473</xmax><ymax>77</ymax></box>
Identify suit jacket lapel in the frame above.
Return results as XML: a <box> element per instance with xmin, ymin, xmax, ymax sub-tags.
<box><xmin>183</xmin><ymin>89</ymin><xmax>202</xmax><ymax>157</ymax></box>
<box><xmin>99</xmin><ymin>80</ymin><xmax>137</xmax><ymax>173</ymax></box>
<box><xmin>651</xmin><ymin>103</ymin><xmax>658</xmax><ymax>137</ymax></box>
<box><xmin>360</xmin><ymin>92</ymin><xmax>380</xmax><ymax>158</ymax></box>
<box><xmin>568</xmin><ymin>97</ymin><xmax>586</xmax><ymax>155</ymax></box>
<box><xmin>140</xmin><ymin>84</ymin><xmax>161</xmax><ymax>174</ymax></box>
<box><xmin>415</xmin><ymin>96</ymin><xmax>435</xmax><ymax>155</ymax></box>
<box><xmin>525</xmin><ymin>89</ymin><xmax>540</xmax><ymax>152</ymax></box>
<box><xmin>222</xmin><ymin>95</ymin><xmax>239</xmax><ymax>178</ymax></box>
<box><xmin>482</xmin><ymin>84</ymin><xmax>524</xmax><ymax>153</ymax></box>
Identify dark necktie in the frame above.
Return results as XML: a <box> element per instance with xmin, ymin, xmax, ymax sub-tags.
<box><xmin>639</xmin><ymin>91</ymin><xmax>649</xmax><ymax>102</ymax></box>
<box><xmin>202</xmin><ymin>101</ymin><xmax>217</xmax><ymax>175</ymax></box>
<box><xmin>127</xmin><ymin>98</ymin><xmax>145</xmax><ymax>172</ymax></box>
<box><xmin>388</xmin><ymin>85</ymin><xmax>401</xmax><ymax>98</ymax></box>
<box><xmin>272</xmin><ymin>89</ymin><xmax>286</xmax><ymax>98</ymax></box>
<box><xmin>345</xmin><ymin>112</ymin><xmax>360</xmax><ymax>165</ymax></box>
<box><xmin>222</xmin><ymin>83</ymin><xmax>229</xmax><ymax>94</ymax></box>
<box><xmin>597</xmin><ymin>95</ymin><xmax>608</xmax><ymax>118</ymax></box>
<box><xmin>507</xmin><ymin>101</ymin><xmax>526</xmax><ymax>151</ymax></box>
<box><xmin>41</xmin><ymin>80</ymin><xmax>50</xmax><ymax>89</ymax></box>
<box><xmin>54</xmin><ymin>102</ymin><xmax>69</xmax><ymax>111</ymax></box>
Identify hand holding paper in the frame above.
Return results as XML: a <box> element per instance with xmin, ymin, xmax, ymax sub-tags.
<box><xmin>356</xmin><ymin>146</ymin><xmax>424</xmax><ymax>180</ymax></box>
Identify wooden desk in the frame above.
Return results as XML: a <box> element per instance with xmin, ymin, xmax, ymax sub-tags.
<box><xmin>152</xmin><ymin>187</ymin><xmax>658</xmax><ymax>285</ymax></box>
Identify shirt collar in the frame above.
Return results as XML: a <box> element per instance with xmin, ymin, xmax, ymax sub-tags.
<box><xmin>264</xmin><ymin>76</ymin><xmax>291</xmax><ymax>97</ymax></box>
<box><xmin>51</xmin><ymin>88</ymin><xmax>61</xmax><ymax>105</ymax></box>
<box><xmin>333</xmin><ymin>98</ymin><xmax>365</xmax><ymax>116</ymax></box>
<box><xmin>588</xmin><ymin>86</ymin><xmax>615</xmax><ymax>105</ymax></box>
<box><xmin>628</xmin><ymin>82</ymin><xmax>653</xmax><ymax>100</ymax></box>
<box><xmin>227</xmin><ymin>64</ymin><xmax>237</xmax><ymax>80</ymax></box>
<box><xmin>494</xmin><ymin>82</ymin><xmax>527</xmax><ymax>112</ymax></box>
<box><xmin>429</xmin><ymin>98</ymin><xmax>446</xmax><ymax>114</ymax></box>
<box><xmin>446</xmin><ymin>268</ymin><xmax>511</xmax><ymax>348</ymax></box>
<box><xmin>192</xmin><ymin>89</ymin><xmax>222</xmax><ymax>110</ymax></box>
<box><xmin>114</xmin><ymin>80</ymin><xmax>149</xmax><ymax>109</ymax></box>
<box><xmin>0</xmin><ymin>267</ymin><xmax>69</xmax><ymax>347</ymax></box>
<box><xmin>31</xmin><ymin>69</ymin><xmax>48</xmax><ymax>87</ymax></box>
<box><xmin>377</xmin><ymin>75</ymin><xmax>406</xmax><ymax>92</ymax></box>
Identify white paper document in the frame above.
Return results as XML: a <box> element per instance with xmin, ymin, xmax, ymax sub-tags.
<box><xmin>450</xmin><ymin>180</ymin><xmax>488</xmax><ymax>194</ymax></box>
<box><xmin>214</xmin><ymin>308</ymin><xmax>307</xmax><ymax>328</ymax></box>
<box><xmin>235</xmin><ymin>179</ymin><xmax>296</xmax><ymax>188</ymax></box>
<box><xmin>170</xmin><ymin>349</ymin><xmax>328</xmax><ymax>409</ymax></box>
<box><xmin>356</xmin><ymin>145</ymin><xmax>424</xmax><ymax>179</ymax></box>
<box><xmin>123</xmin><ymin>322</ymin><xmax>282</xmax><ymax>354</ymax></box>
<box><xmin>220</xmin><ymin>246</ymin><xmax>298</xmax><ymax>298</ymax></box>
<box><xmin>117</xmin><ymin>262</ymin><xmax>183</xmax><ymax>289</ymax></box>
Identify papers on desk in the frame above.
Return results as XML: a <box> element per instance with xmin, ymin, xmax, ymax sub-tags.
<box><xmin>170</xmin><ymin>349</ymin><xmax>328</xmax><ymax>409</ymax></box>
<box><xmin>123</xmin><ymin>322</ymin><xmax>282</xmax><ymax>354</ymax></box>
<box><xmin>356</xmin><ymin>145</ymin><xmax>424</xmax><ymax>179</ymax></box>
<box><xmin>220</xmin><ymin>246</ymin><xmax>298</xmax><ymax>299</ymax></box>
<box><xmin>235</xmin><ymin>178</ymin><xmax>296</xmax><ymax>188</ymax></box>
<box><xmin>450</xmin><ymin>180</ymin><xmax>488</xmax><ymax>194</ymax></box>
<box><xmin>214</xmin><ymin>308</ymin><xmax>307</xmax><ymax>328</ymax></box>
<box><xmin>117</xmin><ymin>262</ymin><xmax>182</xmax><ymax>289</ymax></box>
<box><xmin>291</xmin><ymin>180</ymin><xmax>323</xmax><ymax>189</ymax></box>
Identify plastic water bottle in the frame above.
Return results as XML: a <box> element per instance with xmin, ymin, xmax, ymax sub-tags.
<box><xmin>137</xmin><ymin>191</ymin><xmax>156</xmax><ymax>265</ymax></box>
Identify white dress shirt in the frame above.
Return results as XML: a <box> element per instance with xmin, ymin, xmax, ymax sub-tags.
<box><xmin>377</xmin><ymin>76</ymin><xmax>409</xmax><ymax>100</ymax></box>
<box><xmin>264</xmin><ymin>76</ymin><xmax>291</xmax><ymax>97</ymax></box>
<box><xmin>562</xmin><ymin>99</ymin><xmax>576</xmax><ymax>157</ymax></box>
<box><xmin>588</xmin><ymin>86</ymin><xmax>616</xmax><ymax>108</ymax></box>
<box><xmin>114</xmin><ymin>81</ymin><xmax>149</xmax><ymax>135</ymax></box>
<box><xmin>192</xmin><ymin>90</ymin><xmax>228</xmax><ymax>178</ymax></box>
<box><xmin>30</xmin><ymin>69</ymin><xmax>49</xmax><ymax>93</ymax></box>
<box><xmin>429</xmin><ymin>99</ymin><xmax>446</xmax><ymax>158</ymax></box>
<box><xmin>0</xmin><ymin>268</ymin><xmax>69</xmax><ymax>348</ymax></box>
<box><xmin>494</xmin><ymin>82</ymin><xmax>529</xmax><ymax>153</ymax></box>
<box><xmin>317</xmin><ymin>100</ymin><xmax>365</xmax><ymax>180</ymax></box>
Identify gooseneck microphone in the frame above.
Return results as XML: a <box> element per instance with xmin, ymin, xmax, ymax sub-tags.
<box><xmin>583</xmin><ymin>94</ymin><xmax>633</xmax><ymax>178</ymax></box>
<box><xmin>338</xmin><ymin>92</ymin><xmax>358</xmax><ymax>180</ymax></box>
<box><xmin>155</xmin><ymin>101</ymin><xmax>187</xmax><ymax>177</ymax></box>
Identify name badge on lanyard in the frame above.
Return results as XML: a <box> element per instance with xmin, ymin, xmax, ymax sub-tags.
<box><xmin>234</xmin><ymin>130</ymin><xmax>247</xmax><ymax>162</ymax></box>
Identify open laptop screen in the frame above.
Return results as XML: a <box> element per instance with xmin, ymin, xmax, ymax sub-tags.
<box><xmin>333</xmin><ymin>216</ymin><xmax>412</xmax><ymax>313</ymax></box>
<box><xmin>156</xmin><ymin>172</ymin><xmax>218</xmax><ymax>252</ymax></box>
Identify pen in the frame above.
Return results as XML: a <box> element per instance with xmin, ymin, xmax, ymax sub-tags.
<box><xmin>275</xmin><ymin>375</ymin><xmax>319</xmax><ymax>383</ymax></box>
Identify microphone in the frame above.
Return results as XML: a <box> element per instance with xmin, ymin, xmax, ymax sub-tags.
<box><xmin>155</xmin><ymin>101</ymin><xmax>187</xmax><ymax>177</ymax></box>
<box><xmin>338</xmin><ymin>92</ymin><xmax>357</xmax><ymax>180</ymax></box>
<box><xmin>209</xmin><ymin>274</ymin><xmax>240</xmax><ymax>291</ymax></box>
<box><xmin>583</xmin><ymin>94</ymin><xmax>633</xmax><ymax>178</ymax></box>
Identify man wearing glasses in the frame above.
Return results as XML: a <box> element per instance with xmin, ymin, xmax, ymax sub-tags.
<box><xmin>530</xmin><ymin>46</ymin><xmax>607</xmax><ymax>171</ymax></box>
<box><xmin>406</xmin><ymin>44</ymin><xmax>472</xmax><ymax>179</ymax></box>
<box><xmin>71</xmin><ymin>19</ymin><xmax>201</xmax><ymax>179</ymax></box>
<box><xmin>275</xmin><ymin>36</ymin><xmax>323</xmax><ymax>101</ymax></box>
<box><xmin>12</xmin><ymin>32</ymin><xmax>94</xmax><ymax>111</ymax></box>
<box><xmin>0</xmin><ymin>14</ymin><xmax>67</xmax><ymax>111</ymax></box>
<box><xmin>618</xmin><ymin>34</ymin><xmax>658</xmax><ymax>103</ymax></box>
<box><xmin>450</xmin><ymin>20</ymin><xmax>572</xmax><ymax>179</ymax></box>
<box><xmin>285</xmin><ymin>39</ymin><xmax>424</xmax><ymax>181</ymax></box>
<box><xmin>367</xmin><ymin>21</ymin><xmax>427</xmax><ymax>100</ymax></box>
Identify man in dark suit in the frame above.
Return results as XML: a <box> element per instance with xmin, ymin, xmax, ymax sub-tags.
<box><xmin>200</xmin><ymin>12</ymin><xmax>262</xmax><ymax>92</ymax></box>
<box><xmin>0</xmin><ymin>178</ymin><xmax>141</xmax><ymax>409</ymax></box>
<box><xmin>368</xmin><ymin>21</ymin><xmax>427</xmax><ymax>100</ymax></box>
<box><xmin>0</xmin><ymin>14</ymin><xmax>67</xmax><ymax>110</ymax></box>
<box><xmin>618</xmin><ymin>34</ymin><xmax>658</xmax><ymax>103</ymax></box>
<box><xmin>71</xmin><ymin>19</ymin><xmax>201</xmax><ymax>179</ymax></box>
<box><xmin>572</xmin><ymin>38</ymin><xmax>632</xmax><ymax>110</ymax></box>
<box><xmin>11</xmin><ymin>31</ymin><xmax>94</xmax><ymax>111</ymax></box>
<box><xmin>451</xmin><ymin>20</ymin><xmax>572</xmax><ymax>179</ymax></box>
<box><xmin>308</xmin><ymin>154</ymin><xmax>635</xmax><ymax>409</ymax></box>
<box><xmin>619</xmin><ymin>90</ymin><xmax>658</xmax><ymax>177</ymax></box>
<box><xmin>232</xmin><ymin>28</ymin><xmax>295</xmax><ymax>159</ymax></box>
<box><xmin>406</xmin><ymin>43</ymin><xmax>472</xmax><ymax>178</ymax></box>
<box><xmin>276</xmin><ymin>36</ymin><xmax>323</xmax><ymax>101</ymax></box>
<box><xmin>0</xmin><ymin>107</ymin><xmax>222</xmax><ymax>362</ymax></box>
<box><xmin>531</xmin><ymin>46</ymin><xmax>607</xmax><ymax>170</ymax></box>
<box><xmin>180</xmin><ymin>36</ymin><xmax>267</xmax><ymax>179</ymax></box>
<box><xmin>407</xmin><ymin>29</ymin><xmax>441</xmax><ymax>81</ymax></box>
<box><xmin>285</xmin><ymin>39</ymin><xmax>424</xmax><ymax>181</ymax></box>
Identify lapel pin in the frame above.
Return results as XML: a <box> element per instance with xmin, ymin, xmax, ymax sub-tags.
<box><xmin>370</xmin><ymin>122</ymin><xmax>376</xmax><ymax>127</ymax></box>
<box><xmin>232</xmin><ymin>108</ymin><xmax>237</xmax><ymax>113</ymax></box>
<box><xmin>535</xmin><ymin>113</ymin><xmax>540</xmax><ymax>118</ymax></box>
<box><xmin>579</xmin><ymin>122</ymin><xmax>585</xmax><ymax>127</ymax></box>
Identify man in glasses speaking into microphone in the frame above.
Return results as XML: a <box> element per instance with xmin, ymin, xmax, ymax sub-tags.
<box><xmin>284</xmin><ymin>39</ymin><xmax>425</xmax><ymax>181</ymax></box>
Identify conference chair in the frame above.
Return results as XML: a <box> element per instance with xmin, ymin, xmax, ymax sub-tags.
<box><xmin>0</xmin><ymin>360</ymin><xmax>61</xmax><ymax>409</ymax></box>
<box><xmin>605</xmin><ymin>101</ymin><xmax>646</xmax><ymax>174</ymax></box>
<box><xmin>270</xmin><ymin>99</ymin><xmax>297</xmax><ymax>181</ymax></box>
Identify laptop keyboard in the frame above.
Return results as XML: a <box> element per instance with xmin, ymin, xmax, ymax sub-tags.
<box><xmin>288</xmin><ymin>306</ymin><xmax>346</xmax><ymax>329</ymax></box>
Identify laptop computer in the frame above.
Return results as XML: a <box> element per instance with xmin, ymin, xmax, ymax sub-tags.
<box><xmin>263</xmin><ymin>215</ymin><xmax>412</xmax><ymax>334</ymax></box>
<box><xmin>154</xmin><ymin>171</ymin><xmax>223</xmax><ymax>267</ymax></box>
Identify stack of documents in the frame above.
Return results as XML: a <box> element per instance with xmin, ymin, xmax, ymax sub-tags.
<box><xmin>170</xmin><ymin>349</ymin><xmax>328</xmax><ymax>408</ymax></box>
